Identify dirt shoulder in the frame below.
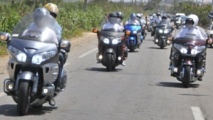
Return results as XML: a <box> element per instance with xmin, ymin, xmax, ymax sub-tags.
<box><xmin>0</xmin><ymin>32</ymin><xmax>97</xmax><ymax>78</ymax></box>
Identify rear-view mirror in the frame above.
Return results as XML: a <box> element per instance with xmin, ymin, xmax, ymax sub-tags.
<box><xmin>0</xmin><ymin>32</ymin><xmax>10</xmax><ymax>41</ymax></box>
<box><xmin>60</xmin><ymin>40</ymin><xmax>71</xmax><ymax>52</ymax></box>
<box><xmin>92</xmin><ymin>28</ymin><xmax>99</xmax><ymax>33</ymax></box>
<box><xmin>125</xmin><ymin>30</ymin><xmax>131</xmax><ymax>36</ymax></box>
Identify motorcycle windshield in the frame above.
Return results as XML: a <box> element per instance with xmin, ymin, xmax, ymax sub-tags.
<box><xmin>156</xmin><ymin>22</ymin><xmax>170</xmax><ymax>28</ymax></box>
<box><xmin>173</xmin><ymin>36</ymin><xmax>206</xmax><ymax>46</ymax></box>
<box><xmin>124</xmin><ymin>25</ymin><xmax>141</xmax><ymax>31</ymax></box>
<box><xmin>11</xmin><ymin>12</ymin><xmax>58</xmax><ymax>44</ymax></box>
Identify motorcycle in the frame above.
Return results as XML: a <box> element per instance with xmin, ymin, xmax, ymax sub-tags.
<box><xmin>174</xmin><ymin>17</ymin><xmax>182</xmax><ymax>29</ymax></box>
<box><xmin>170</xmin><ymin>36</ymin><xmax>206</xmax><ymax>88</ymax></box>
<box><xmin>93</xmin><ymin>28</ymin><xmax>129</xmax><ymax>71</ymax></box>
<box><xmin>0</xmin><ymin>13</ymin><xmax>71</xmax><ymax>115</ymax></box>
<box><xmin>206</xmin><ymin>25</ymin><xmax>213</xmax><ymax>47</ymax></box>
<box><xmin>153</xmin><ymin>24</ymin><xmax>172</xmax><ymax>49</ymax></box>
<box><xmin>150</xmin><ymin>21</ymin><xmax>157</xmax><ymax>36</ymax></box>
<box><xmin>146</xmin><ymin>20</ymin><xmax>152</xmax><ymax>32</ymax></box>
<box><xmin>124</xmin><ymin>24</ymin><xmax>143</xmax><ymax>52</ymax></box>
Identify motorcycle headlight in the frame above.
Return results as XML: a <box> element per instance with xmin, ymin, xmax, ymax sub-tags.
<box><xmin>191</xmin><ymin>46</ymin><xmax>205</xmax><ymax>55</ymax></box>
<box><xmin>8</xmin><ymin>45</ymin><xmax>27</xmax><ymax>62</ymax></box>
<box><xmin>174</xmin><ymin>43</ymin><xmax>187</xmax><ymax>54</ymax></box>
<box><xmin>112</xmin><ymin>38</ymin><xmax>121</xmax><ymax>45</ymax></box>
<box><xmin>100</xmin><ymin>36</ymin><xmax>110</xmax><ymax>44</ymax></box>
<box><xmin>158</xmin><ymin>29</ymin><xmax>163</xmax><ymax>33</ymax></box>
<box><xmin>164</xmin><ymin>29</ymin><xmax>169</xmax><ymax>34</ymax></box>
<box><xmin>133</xmin><ymin>31</ymin><xmax>137</xmax><ymax>34</ymax></box>
<box><xmin>32</xmin><ymin>51</ymin><xmax>57</xmax><ymax>64</ymax></box>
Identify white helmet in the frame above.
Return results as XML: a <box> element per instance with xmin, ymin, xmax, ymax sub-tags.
<box><xmin>136</xmin><ymin>13</ymin><xmax>142</xmax><ymax>18</ymax></box>
<box><xmin>187</xmin><ymin>14</ymin><xmax>199</xmax><ymax>26</ymax></box>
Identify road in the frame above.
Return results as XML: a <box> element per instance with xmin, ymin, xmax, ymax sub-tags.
<box><xmin>0</xmin><ymin>31</ymin><xmax>213</xmax><ymax>120</ymax></box>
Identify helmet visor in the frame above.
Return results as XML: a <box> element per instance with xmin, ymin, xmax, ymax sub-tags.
<box><xmin>108</xmin><ymin>17</ymin><xmax>122</xmax><ymax>24</ymax></box>
<box><xmin>185</xmin><ymin>18</ymin><xmax>194</xmax><ymax>25</ymax></box>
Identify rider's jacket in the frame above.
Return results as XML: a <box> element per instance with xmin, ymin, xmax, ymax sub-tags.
<box><xmin>102</xmin><ymin>22</ymin><xmax>124</xmax><ymax>32</ymax></box>
<box><xmin>175</xmin><ymin>26</ymin><xmax>208</xmax><ymax>40</ymax></box>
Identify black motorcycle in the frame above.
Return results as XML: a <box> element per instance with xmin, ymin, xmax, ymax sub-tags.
<box><xmin>0</xmin><ymin>12</ymin><xmax>70</xmax><ymax>115</ymax></box>
<box><xmin>93</xmin><ymin>28</ymin><xmax>127</xmax><ymax>71</ymax></box>
<box><xmin>153</xmin><ymin>24</ymin><xmax>172</xmax><ymax>49</ymax></box>
<box><xmin>170</xmin><ymin>36</ymin><xmax>206</xmax><ymax>88</ymax></box>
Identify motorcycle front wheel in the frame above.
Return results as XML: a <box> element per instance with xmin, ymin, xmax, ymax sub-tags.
<box><xmin>17</xmin><ymin>81</ymin><xmax>31</xmax><ymax>115</ymax></box>
<box><xmin>106</xmin><ymin>54</ymin><xmax>114</xmax><ymax>71</ymax></box>
<box><xmin>182</xmin><ymin>66</ymin><xmax>191</xmax><ymax>88</ymax></box>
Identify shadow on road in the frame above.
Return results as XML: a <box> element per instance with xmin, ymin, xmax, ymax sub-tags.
<box><xmin>179</xmin><ymin>93</ymin><xmax>208</xmax><ymax>97</ymax></box>
<box><xmin>0</xmin><ymin>104</ymin><xmax>57</xmax><ymax>116</ymax></box>
<box><xmin>157</xmin><ymin>81</ymin><xmax>200</xmax><ymax>88</ymax></box>
<box><xmin>128</xmin><ymin>50</ymin><xmax>139</xmax><ymax>53</ymax></box>
<box><xmin>86</xmin><ymin>67</ymin><xmax>122</xmax><ymax>72</ymax></box>
<box><xmin>148</xmin><ymin>47</ymin><xmax>169</xmax><ymax>50</ymax></box>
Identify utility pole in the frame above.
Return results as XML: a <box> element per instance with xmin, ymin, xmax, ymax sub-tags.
<box><xmin>84</xmin><ymin>0</ymin><xmax>87</xmax><ymax>11</ymax></box>
<box><xmin>211</xmin><ymin>0</ymin><xmax>213</xmax><ymax>12</ymax></box>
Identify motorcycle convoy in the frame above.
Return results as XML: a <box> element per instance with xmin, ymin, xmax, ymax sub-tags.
<box><xmin>0</xmin><ymin>7</ymin><xmax>211</xmax><ymax>115</ymax></box>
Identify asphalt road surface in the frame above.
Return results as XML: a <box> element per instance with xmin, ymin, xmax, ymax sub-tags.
<box><xmin>0</xmin><ymin>31</ymin><xmax>213</xmax><ymax>120</ymax></box>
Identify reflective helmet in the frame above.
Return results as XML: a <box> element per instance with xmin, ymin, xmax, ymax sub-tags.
<box><xmin>108</xmin><ymin>12</ymin><xmax>122</xmax><ymax>24</ymax></box>
<box><xmin>136</xmin><ymin>13</ymin><xmax>142</xmax><ymax>18</ymax></box>
<box><xmin>44</xmin><ymin>3</ymin><xmax>59</xmax><ymax>18</ymax></box>
<box><xmin>130</xmin><ymin>13</ymin><xmax>137</xmax><ymax>21</ymax></box>
<box><xmin>33</xmin><ymin>7</ymin><xmax>50</xmax><ymax>29</ymax></box>
<box><xmin>117</xmin><ymin>11</ymin><xmax>123</xmax><ymax>20</ymax></box>
<box><xmin>186</xmin><ymin>14</ymin><xmax>199</xmax><ymax>26</ymax></box>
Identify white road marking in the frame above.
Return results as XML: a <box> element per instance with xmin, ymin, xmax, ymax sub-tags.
<box><xmin>78</xmin><ymin>48</ymin><xmax>97</xmax><ymax>58</ymax></box>
<box><xmin>191</xmin><ymin>106</ymin><xmax>205</xmax><ymax>120</ymax></box>
<box><xmin>64</xmin><ymin>63</ymin><xmax>70</xmax><ymax>67</ymax></box>
<box><xmin>0</xmin><ymin>92</ymin><xmax>5</xmax><ymax>97</ymax></box>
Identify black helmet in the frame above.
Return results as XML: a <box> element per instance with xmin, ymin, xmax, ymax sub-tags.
<box><xmin>157</xmin><ymin>12</ymin><xmax>161</xmax><ymax>16</ymax></box>
<box><xmin>162</xmin><ymin>15</ymin><xmax>167</xmax><ymax>19</ymax></box>
<box><xmin>117</xmin><ymin>11</ymin><xmax>123</xmax><ymax>20</ymax></box>
<box><xmin>33</xmin><ymin>7</ymin><xmax>50</xmax><ymax>29</ymax></box>
<box><xmin>108</xmin><ymin>12</ymin><xmax>122</xmax><ymax>24</ymax></box>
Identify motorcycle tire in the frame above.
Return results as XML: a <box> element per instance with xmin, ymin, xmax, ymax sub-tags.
<box><xmin>17</xmin><ymin>81</ymin><xmax>31</xmax><ymax>115</ymax></box>
<box><xmin>182</xmin><ymin>66</ymin><xmax>191</xmax><ymax>88</ymax></box>
<box><xmin>160</xmin><ymin>40</ymin><xmax>165</xmax><ymax>49</ymax></box>
<box><xmin>106</xmin><ymin>54</ymin><xmax>113</xmax><ymax>71</ymax></box>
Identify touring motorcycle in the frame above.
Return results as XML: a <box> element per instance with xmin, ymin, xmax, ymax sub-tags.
<box><xmin>93</xmin><ymin>28</ymin><xmax>129</xmax><ymax>71</ymax></box>
<box><xmin>153</xmin><ymin>24</ymin><xmax>173</xmax><ymax>49</ymax></box>
<box><xmin>0</xmin><ymin>13</ymin><xmax>70</xmax><ymax>115</ymax></box>
<box><xmin>124</xmin><ymin>24</ymin><xmax>143</xmax><ymax>52</ymax></box>
<box><xmin>170</xmin><ymin>36</ymin><xmax>206</xmax><ymax>88</ymax></box>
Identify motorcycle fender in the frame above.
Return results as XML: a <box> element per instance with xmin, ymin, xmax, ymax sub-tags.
<box><xmin>183</xmin><ymin>59</ymin><xmax>193</xmax><ymax>65</ymax></box>
<box><xmin>15</xmin><ymin>71</ymin><xmax>38</xmax><ymax>94</ymax></box>
<box><xmin>19</xmin><ymin>71</ymin><xmax>34</xmax><ymax>80</ymax></box>
<box><xmin>158</xmin><ymin>39</ymin><xmax>166</xmax><ymax>44</ymax></box>
<box><xmin>105</xmin><ymin>48</ymin><xmax>115</xmax><ymax>54</ymax></box>
<box><xmin>60</xmin><ymin>69</ymin><xmax>67</xmax><ymax>89</ymax></box>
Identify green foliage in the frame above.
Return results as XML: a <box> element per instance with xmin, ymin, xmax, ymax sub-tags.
<box><xmin>173</xmin><ymin>2</ymin><xmax>211</xmax><ymax>27</ymax></box>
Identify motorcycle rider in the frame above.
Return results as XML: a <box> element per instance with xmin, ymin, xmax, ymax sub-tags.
<box><xmin>44</xmin><ymin>3</ymin><xmax>69</xmax><ymax>91</ymax></box>
<box><xmin>97</xmin><ymin>12</ymin><xmax>127</xmax><ymax>66</ymax></box>
<box><xmin>153</xmin><ymin>15</ymin><xmax>174</xmax><ymax>43</ymax></box>
<box><xmin>154</xmin><ymin>13</ymin><xmax>162</xmax><ymax>24</ymax></box>
<box><xmin>151</xmin><ymin>13</ymin><xmax>161</xmax><ymax>36</ymax></box>
<box><xmin>44</xmin><ymin>3</ymin><xmax>62</xmax><ymax>40</ymax></box>
<box><xmin>22</xmin><ymin>8</ymin><xmax>58</xmax><ymax>44</ymax></box>
<box><xmin>169</xmin><ymin>14</ymin><xmax>208</xmax><ymax>80</ymax></box>
<box><xmin>136</xmin><ymin>13</ymin><xmax>146</xmax><ymax>39</ymax></box>
<box><xmin>126</xmin><ymin>13</ymin><xmax>142</xmax><ymax>47</ymax></box>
